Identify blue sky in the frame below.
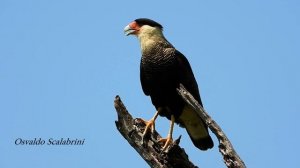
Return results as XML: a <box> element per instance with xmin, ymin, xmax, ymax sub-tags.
<box><xmin>1</xmin><ymin>0</ymin><xmax>299</xmax><ymax>167</ymax></box>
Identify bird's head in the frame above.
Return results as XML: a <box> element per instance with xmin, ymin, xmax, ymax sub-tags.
<box><xmin>124</xmin><ymin>18</ymin><xmax>163</xmax><ymax>38</ymax></box>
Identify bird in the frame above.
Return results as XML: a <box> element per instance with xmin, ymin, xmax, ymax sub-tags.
<box><xmin>124</xmin><ymin>18</ymin><xmax>213</xmax><ymax>151</ymax></box>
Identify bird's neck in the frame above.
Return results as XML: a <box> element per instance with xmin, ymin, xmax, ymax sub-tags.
<box><xmin>138</xmin><ymin>33</ymin><xmax>171</xmax><ymax>54</ymax></box>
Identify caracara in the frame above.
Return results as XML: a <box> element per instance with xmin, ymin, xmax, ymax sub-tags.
<box><xmin>124</xmin><ymin>18</ymin><xmax>213</xmax><ymax>151</ymax></box>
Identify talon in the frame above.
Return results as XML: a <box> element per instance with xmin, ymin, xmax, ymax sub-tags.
<box><xmin>158</xmin><ymin>136</ymin><xmax>173</xmax><ymax>151</ymax></box>
<box><xmin>140</xmin><ymin>109</ymin><xmax>161</xmax><ymax>140</ymax></box>
<box><xmin>141</xmin><ymin>119</ymin><xmax>155</xmax><ymax>137</ymax></box>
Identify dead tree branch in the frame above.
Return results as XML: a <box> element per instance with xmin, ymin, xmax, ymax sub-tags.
<box><xmin>114</xmin><ymin>95</ymin><xmax>198</xmax><ymax>168</ymax></box>
<box><xmin>177</xmin><ymin>84</ymin><xmax>246</xmax><ymax>168</ymax></box>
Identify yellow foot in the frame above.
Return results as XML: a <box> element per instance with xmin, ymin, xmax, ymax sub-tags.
<box><xmin>140</xmin><ymin>118</ymin><xmax>156</xmax><ymax>137</ymax></box>
<box><xmin>158</xmin><ymin>136</ymin><xmax>173</xmax><ymax>151</ymax></box>
<box><xmin>140</xmin><ymin>109</ymin><xmax>161</xmax><ymax>139</ymax></box>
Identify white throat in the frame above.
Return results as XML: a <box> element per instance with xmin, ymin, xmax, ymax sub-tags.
<box><xmin>137</xmin><ymin>25</ymin><xmax>165</xmax><ymax>52</ymax></box>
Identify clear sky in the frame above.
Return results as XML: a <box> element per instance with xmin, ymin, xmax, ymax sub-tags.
<box><xmin>1</xmin><ymin>0</ymin><xmax>299</xmax><ymax>167</ymax></box>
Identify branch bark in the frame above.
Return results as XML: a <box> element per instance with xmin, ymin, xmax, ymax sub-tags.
<box><xmin>114</xmin><ymin>95</ymin><xmax>198</xmax><ymax>168</ymax></box>
<box><xmin>177</xmin><ymin>84</ymin><xmax>246</xmax><ymax>168</ymax></box>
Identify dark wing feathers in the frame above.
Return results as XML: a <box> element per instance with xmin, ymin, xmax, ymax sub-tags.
<box><xmin>176</xmin><ymin>50</ymin><xmax>203</xmax><ymax>107</ymax></box>
<box><xmin>140</xmin><ymin>64</ymin><xmax>150</xmax><ymax>95</ymax></box>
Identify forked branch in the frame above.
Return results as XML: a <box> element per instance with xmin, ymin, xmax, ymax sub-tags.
<box><xmin>114</xmin><ymin>84</ymin><xmax>246</xmax><ymax>168</ymax></box>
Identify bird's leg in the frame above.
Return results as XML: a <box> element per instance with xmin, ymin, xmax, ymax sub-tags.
<box><xmin>141</xmin><ymin>108</ymin><xmax>161</xmax><ymax>138</ymax></box>
<box><xmin>158</xmin><ymin>115</ymin><xmax>175</xmax><ymax>151</ymax></box>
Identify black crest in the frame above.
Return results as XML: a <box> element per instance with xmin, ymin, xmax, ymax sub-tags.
<box><xmin>135</xmin><ymin>18</ymin><xmax>163</xmax><ymax>30</ymax></box>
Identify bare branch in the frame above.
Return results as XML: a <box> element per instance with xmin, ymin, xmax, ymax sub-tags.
<box><xmin>114</xmin><ymin>84</ymin><xmax>246</xmax><ymax>168</ymax></box>
<box><xmin>177</xmin><ymin>84</ymin><xmax>246</xmax><ymax>168</ymax></box>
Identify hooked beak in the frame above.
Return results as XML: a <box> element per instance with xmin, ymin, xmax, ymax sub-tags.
<box><xmin>124</xmin><ymin>25</ymin><xmax>136</xmax><ymax>36</ymax></box>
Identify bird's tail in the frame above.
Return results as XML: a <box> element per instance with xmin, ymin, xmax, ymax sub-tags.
<box><xmin>179</xmin><ymin>105</ymin><xmax>214</xmax><ymax>150</ymax></box>
<box><xmin>187</xmin><ymin>129</ymin><xmax>214</xmax><ymax>150</ymax></box>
